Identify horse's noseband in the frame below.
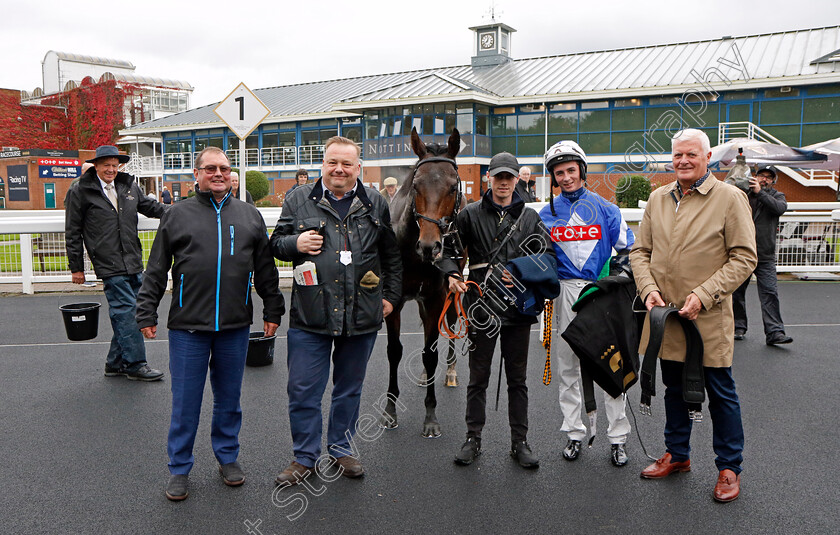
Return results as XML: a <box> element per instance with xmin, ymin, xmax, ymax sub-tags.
<box><xmin>410</xmin><ymin>156</ymin><xmax>463</xmax><ymax>234</ymax></box>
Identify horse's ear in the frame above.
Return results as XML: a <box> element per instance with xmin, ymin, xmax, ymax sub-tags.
<box><xmin>446</xmin><ymin>128</ymin><xmax>460</xmax><ymax>159</ymax></box>
<box><xmin>411</xmin><ymin>127</ymin><xmax>427</xmax><ymax>159</ymax></box>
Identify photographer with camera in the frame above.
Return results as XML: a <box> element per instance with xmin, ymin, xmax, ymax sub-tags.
<box><xmin>732</xmin><ymin>165</ymin><xmax>792</xmax><ymax>345</ymax></box>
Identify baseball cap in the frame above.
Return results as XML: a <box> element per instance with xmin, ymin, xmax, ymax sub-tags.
<box><xmin>488</xmin><ymin>152</ymin><xmax>520</xmax><ymax>177</ymax></box>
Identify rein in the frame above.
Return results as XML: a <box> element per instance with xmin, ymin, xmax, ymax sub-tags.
<box><xmin>409</xmin><ymin>156</ymin><xmax>463</xmax><ymax>236</ymax></box>
<box><xmin>438</xmin><ymin>280</ymin><xmax>483</xmax><ymax>339</ymax></box>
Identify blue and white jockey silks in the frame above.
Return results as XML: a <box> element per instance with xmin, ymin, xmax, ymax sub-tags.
<box><xmin>538</xmin><ymin>189</ymin><xmax>634</xmax><ymax>282</ymax></box>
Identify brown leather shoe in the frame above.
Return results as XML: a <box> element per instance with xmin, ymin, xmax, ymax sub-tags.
<box><xmin>335</xmin><ymin>455</ymin><xmax>364</xmax><ymax>478</ymax></box>
<box><xmin>274</xmin><ymin>461</ymin><xmax>313</xmax><ymax>486</ymax></box>
<box><xmin>713</xmin><ymin>469</ymin><xmax>741</xmax><ymax>502</ymax></box>
<box><xmin>640</xmin><ymin>453</ymin><xmax>691</xmax><ymax>479</ymax></box>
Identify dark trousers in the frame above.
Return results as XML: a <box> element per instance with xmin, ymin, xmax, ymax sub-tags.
<box><xmin>661</xmin><ymin>360</ymin><xmax>744</xmax><ymax>474</ymax></box>
<box><xmin>167</xmin><ymin>326</ymin><xmax>250</xmax><ymax>475</ymax></box>
<box><xmin>733</xmin><ymin>260</ymin><xmax>785</xmax><ymax>339</ymax></box>
<box><xmin>102</xmin><ymin>273</ymin><xmax>146</xmax><ymax>372</ymax></box>
<box><xmin>286</xmin><ymin>328</ymin><xmax>378</xmax><ymax>468</ymax></box>
<box><xmin>466</xmin><ymin>324</ymin><xmax>530</xmax><ymax>442</ymax></box>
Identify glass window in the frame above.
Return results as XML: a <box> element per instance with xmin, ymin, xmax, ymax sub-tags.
<box><xmin>727</xmin><ymin>104</ymin><xmax>752</xmax><ymax>123</ymax></box>
<box><xmin>802</xmin><ymin>123</ymin><xmax>837</xmax><ymax>145</ymax></box>
<box><xmin>520</xmin><ymin>104</ymin><xmax>545</xmax><ymax>113</ymax></box>
<box><xmin>683</xmin><ymin>103</ymin><xmax>719</xmax><ymax>129</ymax></box>
<box><xmin>803</xmin><ymin>98</ymin><xmax>840</xmax><ymax>123</ymax></box>
<box><xmin>422</xmin><ymin>115</ymin><xmax>434</xmax><ymax>135</ymax></box>
<box><xmin>579</xmin><ymin>110</ymin><xmax>610</xmax><ymax>132</ymax></box>
<box><xmin>476</xmin><ymin>105</ymin><xmax>490</xmax><ymax>115</ymax></box>
<box><xmin>806</xmin><ymin>84</ymin><xmax>840</xmax><ymax>96</ymax></box>
<box><xmin>612</xmin><ymin>108</ymin><xmax>644</xmax><ymax>130</ymax></box>
<box><xmin>392</xmin><ymin>119</ymin><xmax>402</xmax><ymax>136</ymax></box>
<box><xmin>278</xmin><ymin>132</ymin><xmax>295</xmax><ymax>146</ymax></box>
<box><xmin>722</xmin><ymin>91</ymin><xmax>756</xmax><ymax>101</ymax></box>
<box><xmin>456</xmin><ymin>103</ymin><xmax>473</xmax><ymax>113</ymax></box>
<box><xmin>493</xmin><ymin>106</ymin><xmax>516</xmax><ymax>114</ymax></box>
<box><xmin>517</xmin><ymin>114</ymin><xmax>543</xmax><ymax>135</ymax></box>
<box><xmin>301</xmin><ymin>130</ymin><xmax>320</xmax><ymax>145</ymax></box>
<box><xmin>300</xmin><ymin>120</ymin><xmax>320</xmax><ymax>128</ymax></box>
<box><xmin>648</xmin><ymin>96</ymin><xmax>680</xmax><ymax>105</ymax></box>
<box><xmin>434</xmin><ymin>116</ymin><xmax>445</xmax><ymax>134</ymax></box>
<box><xmin>262</xmin><ymin>133</ymin><xmax>280</xmax><ymax>148</ymax></box>
<box><xmin>580</xmin><ymin>101</ymin><xmax>608</xmax><ymax>110</ymax></box>
<box><xmin>475</xmin><ymin>115</ymin><xmax>488</xmax><ymax>136</ymax></box>
<box><xmin>763</xmin><ymin>125</ymin><xmax>800</xmax><ymax>146</ymax></box>
<box><xmin>491</xmin><ymin>137</ymin><xmax>516</xmax><ymax>155</ymax></box>
<box><xmin>611</xmin><ymin>132</ymin><xmax>641</xmax><ymax>153</ymax></box>
<box><xmin>760</xmin><ymin>100</ymin><xmax>801</xmax><ymax>124</ymax></box>
<box><xmin>412</xmin><ymin>117</ymin><xmax>423</xmax><ymax>134</ymax></box>
<box><xmin>646</xmin><ymin>106</ymin><xmax>686</xmax><ymax>132</ymax></box>
<box><xmin>445</xmin><ymin>114</ymin><xmax>457</xmax><ymax>134</ymax></box>
<box><xmin>491</xmin><ymin>115</ymin><xmax>517</xmax><ymax>136</ymax></box>
<box><xmin>517</xmin><ymin>136</ymin><xmax>544</xmax><ymax>155</ymax></box>
<box><xmin>614</xmin><ymin>98</ymin><xmax>641</xmax><ymax>108</ymax></box>
<box><xmin>366</xmin><ymin>118</ymin><xmax>380</xmax><ymax>139</ymax></box>
<box><xmin>764</xmin><ymin>88</ymin><xmax>800</xmax><ymax>98</ymax></box>
<box><xmin>456</xmin><ymin>113</ymin><xmax>473</xmax><ymax>134</ymax></box>
<box><xmin>579</xmin><ymin>133</ymin><xmax>610</xmax><ymax>154</ymax></box>
<box><xmin>320</xmin><ymin>128</ymin><xmax>337</xmax><ymax>141</ymax></box>
<box><xmin>246</xmin><ymin>134</ymin><xmax>258</xmax><ymax>149</ymax></box>
<box><xmin>551</xmin><ymin>102</ymin><xmax>576</xmax><ymax>111</ymax></box>
<box><xmin>343</xmin><ymin>126</ymin><xmax>362</xmax><ymax>143</ymax></box>
<box><xmin>548</xmin><ymin>111</ymin><xmax>578</xmax><ymax>134</ymax></box>
<box><xmin>207</xmin><ymin>136</ymin><xmax>223</xmax><ymax>149</ymax></box>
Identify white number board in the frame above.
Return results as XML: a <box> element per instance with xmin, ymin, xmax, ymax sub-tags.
<box><xmin>214</xmin><ymin>83</ymin><xmax>271</xmax><ymax>141</ymax></box>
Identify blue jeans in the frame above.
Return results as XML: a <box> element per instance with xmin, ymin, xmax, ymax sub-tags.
<box><xmin>102</xmin><ymin>273</ymin><xmax>146</xmax><ymax>372</ymax></box>
<box><xmin>286</xmin><ymin>328</ymin><xmax>378</xmax><ymax>468</ymax></box>
<box><xmin>661</xmin><ymin>360</ymin><xmax>745</xmax><ymax>474</ymax></box>
<box><xmin>167</xmin><ymin>327</ymin><xmax>250</xmax><ymax>475</ymax></box>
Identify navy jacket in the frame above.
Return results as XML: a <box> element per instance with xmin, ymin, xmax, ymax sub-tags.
<box><xmin>136</xmin><ymin>190</ymin><xmax>284</xmax><ymax>331</ymax></box>
<box><xmin>65</xmin><ymin>168</ymin><xmax>166</xmax><ymax>278</ymax></box>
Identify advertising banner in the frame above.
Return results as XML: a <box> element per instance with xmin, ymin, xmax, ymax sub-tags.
<box><xmin>39</xmin><ymin>165</ymin><xmax>81</xmax><ymax>179</ymax></box>
<box><xmin>7</xmin><ymin>165</ymin><xmax>29</xmax><ymax>202</ymax></box>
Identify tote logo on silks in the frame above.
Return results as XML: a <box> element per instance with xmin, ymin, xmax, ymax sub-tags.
<box><xmin>551</xmin><ymin>225</ymin><xmax>602</xmax><ymax>242</ymax></box>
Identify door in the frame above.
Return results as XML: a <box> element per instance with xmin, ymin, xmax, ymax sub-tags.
<box><xmin>44</xmin><ymin>183</ymin><xmax>56</xmax><ymax>209</ymax></box>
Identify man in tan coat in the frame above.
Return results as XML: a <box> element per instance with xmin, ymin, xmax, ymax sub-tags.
<box><xmin>630</xmin><ymin>128</ymin><xmax>757</xmax><ymax>503</ymax></box>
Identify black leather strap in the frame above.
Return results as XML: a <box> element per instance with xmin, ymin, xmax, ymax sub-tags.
<box><xmin>639</xmin><ymin>306</ymin><xmax>705</xmax><ymax>418</ymax></box>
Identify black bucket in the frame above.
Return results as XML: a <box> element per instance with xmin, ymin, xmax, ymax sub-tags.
<box><xmin>246</xmin><ymin>331</ymin><xmax>276</xmax><ymax>367</ymax></box>
<box><xmin>60</xmin><ymin>302</ymin><xmax>101</xmax><ymax>341</ymax></box>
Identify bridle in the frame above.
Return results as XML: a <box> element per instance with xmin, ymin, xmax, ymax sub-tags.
<box><xmin>409</xmin><ymin>156</ymin><xmax>463</xmax><ymax>237</ymax></box>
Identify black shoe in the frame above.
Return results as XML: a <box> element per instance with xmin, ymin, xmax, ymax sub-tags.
<box><xmin>104</xmin><ymin>366</ymin><xmax>126</xmax><ymax>377</ymax></box>
<box><xmin>734</xmin><ymin>329</ymin><xmax>746</xmax><ymax>341</ymax></box>
<box><xmin>563</xmin><ymin>439</ymin><xmax>582</xmax><ymax>461</ymax></box>
<box><xmin>610</xmin><ymin>444</ymin><xmax>629</xmax><ymax>467</ymax></box>
<box><xmin>510</xmin><ymin>441</ymin><xmax>540</xmax><ymax>469</ymax></box>
<box><xmin>219</xmin><ymin>462</ymin><xmax>245</xmax><ymax>486</ymax></box>
<box><xmin>766</xmin><ymin>332</ymin><xmax>793</xmax><ymax>345</ymax></box>
<box><xmin>126</xmin><ymin>365</ymin><xmax>164</xmax><ymax>381</ymax></box>
<box><xmin>166</xmin><ymin>474</ymin><xmax>189</xmax><ymax>501</ymax></box>
<box><xmin>454</xmin><ymin>437</ymin><xmax>481</xmax><ymax>465</ymax></box>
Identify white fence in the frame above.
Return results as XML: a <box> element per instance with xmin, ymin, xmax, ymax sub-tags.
<box><xmin>1</xmin><ymin>204</ymin><xmax>838</xmax><ymax>294</ymax></box>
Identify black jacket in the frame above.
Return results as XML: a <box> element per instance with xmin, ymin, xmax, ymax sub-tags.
<box><xmin>65</xmin><ymin>168</ymin><xmax>166</xmax><ymax>278</ymax></box>
<box><xmin>438</xmin><ymin>191</ymin><xmax>550</xmax><ymax>326</ymax></box>
<box><xmin>748</xmin><ymin>187</ymin><xmax>787</xmax><ymax>261</ymax></box>
<box><xmin>136</xmin><ymin>190</ymin><xmax>284</xmax><ymax>331</ymax></box>
<box><xmin>270</xmin><ymin>179</ymin><xmax>401</xmax><ymax>336</ymax></box>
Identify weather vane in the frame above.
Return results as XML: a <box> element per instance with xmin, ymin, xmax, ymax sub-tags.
<box><xmin>484</xmin><ymin>1</ymin><xmax>503</xmax><ymax>22</ymax></box>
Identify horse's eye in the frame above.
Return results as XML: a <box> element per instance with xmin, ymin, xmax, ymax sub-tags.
<box><xmin>450</xmin><ymin>184</ymin><xmax>458</xmax><ymax>193</ymax></box>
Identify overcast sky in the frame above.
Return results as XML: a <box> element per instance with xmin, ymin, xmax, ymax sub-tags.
<box><xmin>3</xmin><ymin>0</ymin><xmax>839</xmax><ymax>108</ymax></box>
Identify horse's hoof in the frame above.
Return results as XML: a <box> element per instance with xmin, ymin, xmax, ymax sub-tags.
<box><xmin>379</xmin><ymin>411</ymin><xmax>399</xmax><ymax>429</ymax></box>
<box><xmin>422</xmin><ymin>423</ymin><xmax>442</xmax><ymax>438</ymax></box>
<box><xmin>416</xmin><ymin>371</ymin><xmax>428</xmax><ymax>387</ymax></box>
<box><xmin>445</xmin><ymin>371</ymin><xmax>458</xmax><ymax>388</ymax></box>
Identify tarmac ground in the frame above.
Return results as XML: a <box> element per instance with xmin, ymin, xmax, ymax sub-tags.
<box><xmin>0</xmin><ymin>280</ymin><xmax>838</xmax><ymax>534</ymax></box>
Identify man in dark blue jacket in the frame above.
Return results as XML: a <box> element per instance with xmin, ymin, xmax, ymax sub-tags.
<box><xmin>65</xmin><ymin>145</ymin><xmax>166</xmax><ymax>381</ymax></box>
<box><xmin>271</xmin><ymin>136</ymin><xmax>401</xmax><ymax>485</ymax></box>
<box><xmin>136</xmin><ymin>146</ymin><xmax>285</xmax><ymax>501</ymax></box>
<box><xmin>732</xmin><ymin>165</ymin><xmax>792</xmax><ymax>345</ymax></box>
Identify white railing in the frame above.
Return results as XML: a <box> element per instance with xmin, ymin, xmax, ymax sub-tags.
<box><xmin>124</xmin><ymin>154</ymin><xmax>163</xmax><ymax>177</ymax></box>
<box><xmin>2</xmin><ymin>205</ymin><xmax>838</xmax><ymax>293</ymax></box>
<box><xmin>717</xmin><ymin>121</ymin><xmax>839</xmax><ymax>188</ymax></box>
<box><xmin>159</xmin><ymin>146</ymin><xmax>324</xmax><ymax>173</ymax></box>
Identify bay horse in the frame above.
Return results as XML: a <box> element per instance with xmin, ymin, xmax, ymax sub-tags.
<box><xmin>380</xmin><ymin>127</ymin><xmax>466</xmax><ymax>438</ymax></box>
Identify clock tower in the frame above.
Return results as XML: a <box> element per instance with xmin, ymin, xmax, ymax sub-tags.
<box><xmin>470</xmin><ymin>21</ymin><xmax>516</xmax><ymax>67</ymax></box>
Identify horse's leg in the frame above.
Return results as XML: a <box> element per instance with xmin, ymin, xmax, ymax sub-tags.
<box><xmin>444</xmin><ymin>305</ymin><xmax>459</xmax><ymax>387</ymax></box>
<box><xmin>420</xmin><ymin>299</ymin><xmax>443</xmax><ymax>438</ymax></box>
<box><xmin>380</xmin><ymin>308</ymin><xmax>403</xmax><ymax>429</ymax></box>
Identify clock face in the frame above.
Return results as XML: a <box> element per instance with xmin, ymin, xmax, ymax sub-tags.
<box><xmin>480</xmin><ymin>33</ymin><xmax>495</xmax><ymax>50</ymax></box>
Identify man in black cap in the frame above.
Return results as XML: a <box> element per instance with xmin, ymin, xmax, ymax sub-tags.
<box><xmin>439</xmin><ymin>152</ymin><xmax>550</xmax><ymax>469</ymax></box>
<box><xmin>65</xmin><ymin>145</ymin><xmax>167</xmax><ymax>380</ymax></box>
<box><xmin>733</xmin><ymin>165</ymin><xmax>793</xmax><ymax>345</ymax></box>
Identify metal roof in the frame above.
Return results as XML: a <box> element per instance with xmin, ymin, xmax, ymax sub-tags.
<box><xmin>45</xmin><ymin>51</ymin><xmax>135</xmax><ymax>70</ymax></box>
<box><xmin>107</xmin><ymin>72</ymin><xmax>193</xmax><ymax>90</ymax></box>
<box><xmin>123</xmin><ymin>25</ymin><xmax>840</xmax><ymax>134</ymax></box>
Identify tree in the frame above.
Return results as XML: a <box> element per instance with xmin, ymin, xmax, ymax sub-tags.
<box><xmin>231</xmin><ymin>168</ymin><xmax>269</xmax><ymax>201</ymax></box>
<box><xmin>615</xmin><ymin>174</ymin><xmax>652</xmax><ymax>209</ymax></box>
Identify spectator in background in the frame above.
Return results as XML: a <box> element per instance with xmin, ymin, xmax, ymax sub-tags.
<box><xmin>287</xmin><ymin>169</ymin><xmax>309</xmax><ymax>197</ymax></box>
<box><xmin>514</xmin><ymin>166</ymin><xmax>536</xmax><ymax>202</ymax></box>
<box><xmin>230</xmin><ymin>171</ymin><xmax>255</xmax><ymax>205</ymax></box>
<box><xmin>161</xmin><ymin>185</ymin><xmax>172</xmax><ymax>205</ymax></box>
<box><xmin>380</xmin><ymin>177</ymin><xmax>398</xmax><ymax>204</ymax></box>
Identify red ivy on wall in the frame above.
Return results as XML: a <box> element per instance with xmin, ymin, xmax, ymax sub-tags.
<box><xmin>0</xmin><ymin>80</ymin><xmax>145</xmax><ymax>150</ymax></box>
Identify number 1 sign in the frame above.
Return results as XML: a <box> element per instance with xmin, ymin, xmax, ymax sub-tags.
<box><xmin>214</xmin><ymin>83</ymin><xmax>271</xmax><ymax>141</ymax></box>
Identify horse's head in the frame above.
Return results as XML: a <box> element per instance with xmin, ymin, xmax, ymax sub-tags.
<box><xmin>409</xmin><ymin>127</ymin><xmax>462</xmax><ymax>263</ymax></box>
